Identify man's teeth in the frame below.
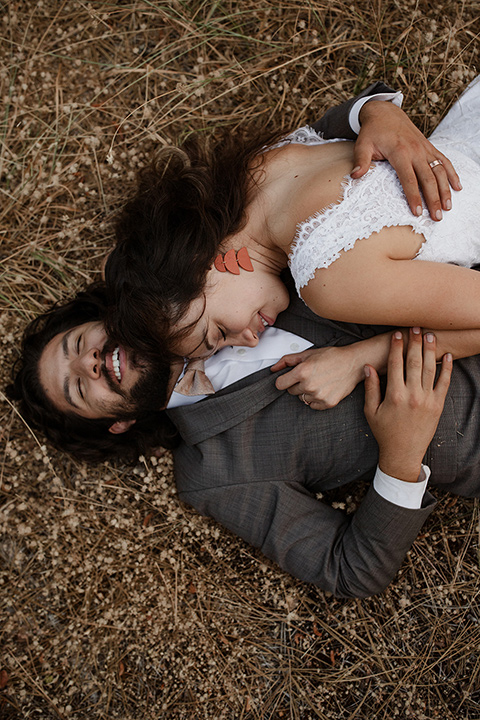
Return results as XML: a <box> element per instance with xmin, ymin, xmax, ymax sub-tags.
<box><xmin>112</xmin><ymin>347</ymin><xmax>122</xmax><ymax>382</ymax></box>
<box><xmin>260</xmin><ymin>316</ymin><xmax>268</xmax><ymax>327</ymax></box>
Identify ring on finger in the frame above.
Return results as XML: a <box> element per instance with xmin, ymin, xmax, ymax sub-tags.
<box><xmin>429</xmin><ymin>159</ymin><xmax>443</xmax><ymax>170</ymax></box>
<box><xmin>300</xmin><ymin>393</ymin><xmax>311</xmax><ymax>406</ymax></box>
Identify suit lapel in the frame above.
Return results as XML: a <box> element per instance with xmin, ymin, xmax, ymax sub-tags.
<box><xmin>167</xmin><ymin>368</ymin><xmax>281</xmax><ymax>445</ymax></box>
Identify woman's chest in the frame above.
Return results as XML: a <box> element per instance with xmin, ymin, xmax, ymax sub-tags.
<box><xmin>250</xmin><ymin>141</ymin><xmax>356</xmax><ymax>251</ymax></box>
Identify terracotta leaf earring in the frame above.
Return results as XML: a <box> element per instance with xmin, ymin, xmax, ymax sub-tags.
<box><xmin>214</xmin><ymin>247</ymin><xmax>254</xmax><ymax>275</ymax></box>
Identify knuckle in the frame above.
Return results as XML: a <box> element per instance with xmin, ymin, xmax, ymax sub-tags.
<box><xmin>401</xmin><ymin>172</ymin><xmax>418</xmax><ymax>187</ymax></box>
<box><xmin>407</xmin><ymin>357</ymin><xmax>422</xmax><ymax>370</ymax></box>
<box><xmin>408</xmin><ymin>394</ymin><xmax>423</xmax><ymax>410</ymax></box>
<box><xmin>393</xmin><ymin>138</ymin><xmax>409</xmax><ymax>153</ymax></box>
<box><xmin>390</xmin><ymin>390</ymin><xmax>404</xmax><ymax>405</ymax></box>
<box><xmin>422</xmin><ymin>175</ymin><xmax>438</xmax><ymax>190</ymax></box>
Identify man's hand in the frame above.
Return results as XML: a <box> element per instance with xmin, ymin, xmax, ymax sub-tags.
<box><xmin>354</xmin><ymin>101</ymin><xmax>462</xmax><ymax>222</ymax></box>
<box><xmin>364</xmin><ymin>328</ymin><xmax>452</xmax><ymax>483</ymax></box>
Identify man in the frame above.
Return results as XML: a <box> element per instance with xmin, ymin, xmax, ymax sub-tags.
<box><xmin>8</xmin><ymin>279</ymin><xmax>470</xmax><ymax>600</ymax></box>
<box><xmin>8</xmin><ymin>88</ymin><xmax>468</xmax><ymax>598</ymax></box>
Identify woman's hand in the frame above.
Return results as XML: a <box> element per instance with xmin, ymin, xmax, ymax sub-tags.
<box><xmin>271</xmin><ymin>345</ymin><xmax>365</xmax><ymax>410</ymax></box>
<box><xmin>354</xmin><ymin>101</ymin><xmax>461</xmax><ymax>222</ymax></box>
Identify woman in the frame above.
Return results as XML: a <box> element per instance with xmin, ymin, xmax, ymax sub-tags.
<box><xmin>105</xmin><ymin>77</ymin><xmax>480</xmax><ymax>406</ymax></box>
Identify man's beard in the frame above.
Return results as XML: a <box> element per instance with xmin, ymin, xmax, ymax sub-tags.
<box><xmin>101</xmin><ymin>341</ymin><xmax>169</xmax><ymax>419</ymax></box>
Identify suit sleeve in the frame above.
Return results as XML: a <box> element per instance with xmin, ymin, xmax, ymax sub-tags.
<box><xmin>310</xmin><ymin>80</ymin><xmax>396</xmax><ymax>140</ymax></box>
<box><xmin>174</xmin><ymin>446</ymin><xmax>435</xmax><ymax>599</ymax></box>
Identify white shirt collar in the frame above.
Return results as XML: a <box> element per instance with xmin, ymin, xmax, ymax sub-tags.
<box><xmin>168</xmin><ymin>327</ymin><xmax>313</xmax><ymax>408</ymax></box>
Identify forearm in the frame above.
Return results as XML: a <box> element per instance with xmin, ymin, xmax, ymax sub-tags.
<box><xmin>339</xmin><ymin>330</ymin><xmax>395</xmax><ymax>382</ymax></box>
<box><xmin>433</xmin><ymin>327</ymin><xmax>480</xmax><ymax>359</ymax></box>
<box><xmin>345</xmin><ymin>326</ymin><xmax>480</xmax><ymax>380</ymax></box>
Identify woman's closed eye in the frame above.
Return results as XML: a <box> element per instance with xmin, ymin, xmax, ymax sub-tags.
<box><xmin>76</xmin><ymin>333</ymin><xmax>82</xmax><ymax>353</ymax></box>
<box><xmin>77</xmin><ymin>378</ymin><xmax>85</xmax><ymax>401</ymax></box>
<box><xmin>218</xmin><ymin>327</ymin><xmax>226</xmax><ymax>342</ymax></box>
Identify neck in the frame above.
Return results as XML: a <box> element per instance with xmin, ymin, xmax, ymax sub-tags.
<box><xmin>223</xmin><ymin>231</ymin><xmax>288</xmax><ymax>274</ymax></box>
<box><xmin>249</xmin><ymin>243</ymin><xmax>288</xmax><ymax>273</ymax></box>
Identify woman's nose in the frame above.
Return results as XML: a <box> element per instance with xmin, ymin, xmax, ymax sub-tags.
<box><xmin>237</xmin><ymin>328</ymin><xmax>259</xmax><ymax>348</ymax></box>
<box><xmin>73</xmin><ymin>348</ymin><xmax>101</xmax><ymax>379</ymax></box>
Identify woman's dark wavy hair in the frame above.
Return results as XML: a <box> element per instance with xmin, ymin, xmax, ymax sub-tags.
<box><xmin>6</xmin><ymin>282</ymin><xmax>178</xmax><ymax>465</ymax></box>
<box><xmin>105</xmin><ymin>126</ymin><xmax>284</xmax><ymax>359</ymax></box>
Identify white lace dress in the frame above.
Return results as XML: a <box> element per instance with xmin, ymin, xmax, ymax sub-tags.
<box><xmin>285</xmin><ymin>76</ymin><xmax>480</xmax><ymax>293</ymax></box>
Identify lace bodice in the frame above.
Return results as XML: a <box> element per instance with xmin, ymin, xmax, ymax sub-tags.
<box><xmin>279</xmin><ymin>126</ymin><xmax>480</xmax><ymax>291</ymax></box>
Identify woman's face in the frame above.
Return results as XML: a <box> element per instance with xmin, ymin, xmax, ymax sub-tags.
<box><xmin>174</xmin><ymin>265</ymin><xmax>290</xmax><ymax>358</ymax></box>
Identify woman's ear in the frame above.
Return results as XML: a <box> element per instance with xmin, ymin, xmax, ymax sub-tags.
<box><xmin>108</xmin><ymin>419</ymin><xmax>137</xmax><ymax>435</ymax></box>
<box><xmin>100</xmin><ymin>251</ymin><xmax>112</xmax><ymax>280</ymax></box>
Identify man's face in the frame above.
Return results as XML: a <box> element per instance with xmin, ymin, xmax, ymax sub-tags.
<box><xmin>38</xmin><ymin>320</ymin><xmax>165</xmax><ymax>422</ymax></box>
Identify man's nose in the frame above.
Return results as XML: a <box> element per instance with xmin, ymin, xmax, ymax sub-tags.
<box><xmin>73</xmin><ymin>348</ymin><xmax>102</xmax><ymax>379</ymax></box>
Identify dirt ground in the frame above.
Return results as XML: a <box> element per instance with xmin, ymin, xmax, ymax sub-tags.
<box><xmin>1</xmin><ymin>1</ymin><xmax>480</xmax><ymax>718</ymax></box>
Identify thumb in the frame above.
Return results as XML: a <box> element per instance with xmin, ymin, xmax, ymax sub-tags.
<box><xmin>351</xmin><ymin>144</ymin><xmax>374</xmax><ymax>178</ymax></box>
<box><xmin>270</xmin><ymin>353</ymin><xmax>303</xmax><ymax>372</ymax></box>
<box><xmin>363</xmin><ymin>364</ymin><xmax>381</xmax><ymax>417</ymax></box>
<box><xmin>433</xmin><ymin>352</ymin><xmax>453</xmax><ymax>400</ymax></box>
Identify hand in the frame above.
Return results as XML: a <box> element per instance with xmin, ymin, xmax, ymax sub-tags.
<box><xmin>353</xmin><ymin>101</ymin><xmax>461</xmax><ymax>222</ymax></box>
<box><xmin>272</xmin><ymin>346</ymin><xmax>363</xmax><ymax>410</ymax></box>
<box><xmin>364</xmin><ymin>328</ymin><xmax>452</xmax><ymax>483</ymax></box>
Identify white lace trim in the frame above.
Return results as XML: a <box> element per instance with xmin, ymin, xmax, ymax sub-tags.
<box><xmin>290</xmin><ymin>162</ymin><xmax>434</xmax><ymax>288</ymax></box>
<box><xmin>270</xmin><ymin>125</ymin><xmax>345</xmax><ymax>149</ymax></box>
<box><xmin>279</xmin><ymin>129</ymin><xmax>480</xmax><ymax>291</ymax></box>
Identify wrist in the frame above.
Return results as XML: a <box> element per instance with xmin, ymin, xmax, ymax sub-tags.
<box><xmin>378</xmin><ymin>454</ymin><xmax>423</xmax><ymax>483</ymax></box>
<box><xmin>358</xmin><ymin>99</ymin><xmax>383</xmax><ymax>126</ymax></box>
<box><xmin>355</xmin><ymin>92</ymin><xmax>403</xmax><ymax>130</ymax></box>
<box><xmin>347</xmin><ymin>332</ymin><xmax>394</xmax><ymax>379</ymax></box>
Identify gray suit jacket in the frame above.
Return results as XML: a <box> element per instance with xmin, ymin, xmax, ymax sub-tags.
<box><xmin>168</xmin><ymin>86</ymin><xmax>480</xmax><ymax>598</ymax></box>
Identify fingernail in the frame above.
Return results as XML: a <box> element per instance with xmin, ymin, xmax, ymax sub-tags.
<box><xmin>351</xmin><ymin>166</ymin><xmax>360</xmax><ymax>174</ymax></box>
<box><xmin>394</xmin><ymin>331</ymin><xmax>402</xmax><ymax>340</ymax></box>
<box><xmin>445</xmin><ymin>353</ymin><xmax>452</xmax><ymax>362</ymax></box>
<box><xmin>364</xmin><ymin>365</ymin><xmax>371</xmax><ymax>377</ymax></box>
<box><xmin>416</xmin><ymin>205</ymin><xmax>423</xmax><ymax>216</ymax></box>
<box><xmin>445</xmin><ymin>199</ymin><xmax>452</xmax><ymax>210</ymax></box>
<box><xmin>436</xmin><ymin>209</ymin><xmax>443</xmax><ymax>220</ymax></box>
<box><xmin>412</xmin><ymin>327</ymin><xmax>421</xmax><ymax>334</ymax></box>
<box><xmin>458</xmin><ymin>181</ymin><xmax>463</xmax><ymax>190</ymax></box>
<box><xmin>426</xmin><ymin>333</ymin><xmax>434</xmax><ymax>343</ymax></box>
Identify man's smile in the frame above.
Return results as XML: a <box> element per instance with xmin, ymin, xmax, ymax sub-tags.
<box><xmin>103</xmin><ymin>345</ymin><xmax>130</xmax><ymax>392</ymax></box>
<box><xmin>112</xmin><ymin>346</ymin><xmax>121</xmax><ymax>381</ymax></box>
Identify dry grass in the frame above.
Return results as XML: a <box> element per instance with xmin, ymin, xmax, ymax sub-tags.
<box><xmin>1</xmin><ymin>1</ymin><xmax>480</xmax><ymax>718</ymax></box>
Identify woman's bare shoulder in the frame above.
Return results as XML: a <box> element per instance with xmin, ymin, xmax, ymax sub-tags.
<box><xmin>258</xmin><ymin>141</ymin><xmax>356</xmax><ymax>247</ymax></box>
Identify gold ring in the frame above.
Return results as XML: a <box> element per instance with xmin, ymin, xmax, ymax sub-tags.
<box><xmin>429</xmin><ymin>159</ymin><xmax>443</xmax><ymax>169</ymax></box>
<box><xmin>301</xmin><ymin>393</ymin><xmax>311</xmax><ymax>406</ymax></box>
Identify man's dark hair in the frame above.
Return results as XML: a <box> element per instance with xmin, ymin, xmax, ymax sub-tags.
<box><xmin>6</xmin><ymin>283</ymin><xmax>178</xmax><ymax>464</ymax></box>
<box><xmin>105</xmin><ymin>127</ymin><xmax>284</xmax><ymax>359</ymax></box>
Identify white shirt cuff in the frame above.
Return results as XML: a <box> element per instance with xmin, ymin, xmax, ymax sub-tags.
<box><xmin>349</xmin><ymin>91</ymin><xmax>404</xmax><ymax>134</ymax></box>
<box><xmin>373</xmin><ymin>463</ymin><xmax>430</xmax><ymax>509</ymax></box>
